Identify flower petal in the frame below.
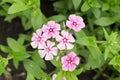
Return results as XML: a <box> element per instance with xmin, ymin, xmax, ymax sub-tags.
<box><xmin>51</xmin><ymin>47</ymin><xmax>58</xmax><ymax>56</ymax></box>
<box><xmin>68</xmin><ymin>34</ymin><xmax>75</xmax><ymax>42</ymax></box>
<box><xmin>62</xmin><ymin>64</ymin><xmax>69</xmax><ymax>71</ymax></box>
<box><xmin>69</xmin><ymin>63</ymin><xmax>76</xmax><ymax>71</ymax></box>
<box><xmin>56</xmin><ymin>35</ymin><xmax>62</xmax><ymax>42</ymax></box>
<box><xmin>57</xmin><ymin>42</ymin><xmax>66</xmax><ymax>50</ymax></box>
<box><xmin>66</xmin><ymin>43</ymin><xmax>74</xmax><ymax>49</ymax></box>
<box><xmin>61</xmin><ymin>30</ymin><xmax>69</xmax><ymax>37</ymax></box>
<box><xmin>38</xmin><ymin>50</ymin><xmax>46</xmax><ymax>58</ymax></box>
<box><xmin>73</xmin><ymin>57</ymin><xmax>80</xmax><ymax>65</ymax></box>
<box><xmin>36</xmin><ymin>29</ymin><xmax>42</xmax><ymax>36</ymax></box>
<box><xmin>31</xmin><ymin>42</ymin><xmax>38</xmax><ymax>48</ymax></box>
<box><xmin>45</xmin><ymin>53</ymin><xmax>53</xmax><ymax>60</ymax></box>
<box><xmin>68</xmin><ymin>52</ymin><xmax>76</xmax><ymax>57</ymax></box>
<box><xmin>61</xmin><ymin>56</ymin><xmax>67</xmax><ymax>64</ymax></box>
<box><xmin>47</xmin><ymin>40</ymin><xmax>55</xmax><ymax>47</ymax></box>
<box><xmin>69</xmin><ymin>14</ymin><xmax>76</xmax><ymax>21</ymax></box>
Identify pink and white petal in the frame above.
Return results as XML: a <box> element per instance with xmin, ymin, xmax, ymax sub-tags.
<box><xmin>38</xmin><ymin>50</ymin><xmax>46</xmax><ymax>58</ymax></box>
<box><xmin>31</xmin><ymin>42</ymin><xmax>38</xmax><ymax>48</ymax></box>
<box><xmin>62</xmin><ymin>64</ymin><xmax>69</xmax><ymax>71</ymax></box>
<box><xmin>69</xmin><ymin>63</ymin><xmax>76</xmax><ymax>71</ymax></box>
<box><xmin>73</xmin><ymin>57</ymin><xmax>80</xmax><ymax>65</ymax></box>
<box><xmin>57</xmin><ymin>42</ymin><xmax>66</xmax><ymax>50</ymax></box>
<box><xmin>76</xmin><ymin>16</ymin><xmax>83</xmax><ymax>22</ymax></box>
<box><xmin>36</xmin><ymin>29</ymin><xmax>42</xmax><ymax>36</ymax></box>
<box><xmin>61</xmin><ymin>56</ymin><xmax>67</xmax><ymax>64</ymax></box>
<box><xmin>42</xmin><ymin>33</ymin><xmax>51</xmax><ymax>39</ymax></box>
<box><xmin>32</xmin><ymin>33</ymin><xmax>38</xmax><ymax>41</ymax></box>
<box><xmin>38</xmin><ymin>42</ymin><xmax>45</xmax><ymax>49</ymax></box>
<box><xmin>62</xmin><ymin>77</ymin><xmax>66</xmax><ymax>80</ymax></box>
<box><xmin>68</xmin><ymin>34</ymin><xmax>75</xmax><ymax>42</ymax></box>
<box><xmin>56</xmin><ymin>35</ymin><xmax>62</xmax><ymax>42</ymax></box>
<box><xmin>52</xmin><ymin>74</ymin><xmax>57</xmax><ymax>80</ymax></box>
<box><xmin>61</xmin><ymin>30</ymin><xmax>69</xmax><ymax>37</ymax></box>
<box><xmin>68</xmin><ymin>52</ymin><xmax>76</xmax><ymax>58</ymax></box>
<box><xmin>66</xmin><ymin>43</ymin><xmax>74</xmax><ymax>49</ymax></box>
<box><xmin>66</xmin><ymin>21</ymin><xmax>73</xmax><ymax>29</ymax></box>
<box><xmin>73</xmin><ymin>25</ymin><xmax>81</xmax><ymax>32</ymax></box>
<box><xmin>45</xmin><ymin>53</ymin><xmax>53</xmax><ymax>60</ymax></box>
<box><xmin>48</xmin><ymin>21</ymin><xmax>55</xmax><ymax>27</ymax></box>
<box><xmin>47</xmin><ymin>40</ymin><xmax>55</xmax><ymax>47</ymax></box>
<box><xmin>51</xmin><ymin>47</ymin><xmax>58</xmax><ymax>56</ymax></box>
<box><xmin>80</xmin><ymin>22</ymin><xmax>85</xmax><ymax>28</ymax></box>
<box><xmin>52</xmin><ymin>32</ymin><xmax>59</xmax><ymax>38</ymax></box>
<box><xmin>69</xmin><ymin>14</ymin><xmax>76</xmax><ymax>21</ymax></box>
<box><xmin>42</xmin><ymin>25</ymin><xmax>48</xmax><ymax>32</ymax></box>
<box><xmin>55</xmin><ymin>23</ymin><xmax>60</xmax><ymax>30</ymax></box>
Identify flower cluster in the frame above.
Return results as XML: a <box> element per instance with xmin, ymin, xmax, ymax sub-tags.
<box><xmin>31</xmin><ymin>14</ymin><xmax>85</xmax><ymax>73</ymax></box>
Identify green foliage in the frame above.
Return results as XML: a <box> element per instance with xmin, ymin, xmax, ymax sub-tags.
<box><xmin>75</xmin><ymin>31</ymin><xmax>104</xmax><ymax>70</ymax></box>
<box><xmin>23</xmin><ymin>59</ymin><xmax>47</xmax><ymax>79</ymax></box>
<box><xmin>109</xmin><ymin>55</ymin><xmax>120</xmax><ymax>72</ymax></box>
<box><xmin>0</xmin><ymin>56</ymin><xmax>9</xmax><ymax>75</ymax></box>
<box><xmin>56</xmin><ymin>71</ymin><xmax>78</xmax><ymax>80</ymax></box>
<box><xmin>7</xmin><ymin>37</ymin><xmax>30</xmax><ymax>68</ymax></box>
<box><xmin>72</xmin><ymin>0</ymin><xmax>81</xmax><ymax>10</ymax></box>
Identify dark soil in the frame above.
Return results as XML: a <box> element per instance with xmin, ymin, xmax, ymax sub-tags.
<box><xmin>0</xmin><ymin>0</ymin><xmax>108</xmax><ymax>80</ymax></box>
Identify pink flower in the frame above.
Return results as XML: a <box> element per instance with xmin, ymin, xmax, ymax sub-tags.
<box><xmin>42</xmin><ymin>21</ymin><xmax>60</xmax><ymax>39</ymax></box>
<box><xmin>52</xmin><ymin>74</ymin><xmax>66</xmax><ymax>80</ymax></box>
<box><xmin>66</xmin><ymin>14</ymin><xmax>85</xmax><ymax>32</ymax></box>
<box><xmin>38</xmin><ymin>40</ymin><xmax>58</xmax><ymax>60</ymax></box>
<box><xmin>52</xmin><ymin>74</ymin><xmax>57</xmax><ymax>80</ymax></box>
<box><xmin>31</xmin><ymin>29</ymin><xmax>47</xmax><ymax>49</ymax></box>
<box><xmin>61</xmin><ymin>52</ymin><xmax>80</xmax><ymax>71</ymax></box>
<box><xmin>56</xmin><ymin>30</ymin><xmax>75</xmax><ymax>50</ymax></box>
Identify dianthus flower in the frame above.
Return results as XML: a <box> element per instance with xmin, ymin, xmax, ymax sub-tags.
<box><xmin>31</xmin><ymin>29</ymin><xmax>47</xmax><ymax>49</ymax></box>
<box><xmin>42</xmin><ymin>21</ymin><xmax>60</xmax><ymax>39</ymax></box>
<box><xmin>61</xmin><ymin>52</ymin><xmax>80</xmax><ymax>71</ymax></box>
<box><xmin>38</xmin><ymin>40</ymin><xmax>58</xmax><ymax>60</ymax></box>
<box><xmin>56</xmin><ymin>30</ymin><xmax>75</xmax><ymax>50</ymax></box>
<box><xmin>66</xmin><ymin>14</ymin><xmax>85</xmax><ymax>32</ymax></box>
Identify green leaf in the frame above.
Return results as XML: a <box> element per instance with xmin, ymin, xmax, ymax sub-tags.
<box><xmin>51</xmin><ymin>58</ymin><xmax>62</xmax><ymax>68</ymax></box>
<box><xmin>21</xmin><ymin>16</ymin><xmax>32</xmax><ymax>30</ymax></box>
<box><xmin>94</xmin><ymin>17</ymin><xmax>116</xmax><ymax>26</ymax></box>
<box><xmin>12</xmin><ymin>51</ymin><xmax>30</xmax><ymax>61</ymax></box>
<box><xmin>103</xmin><ymin>28</ymin><xmax>109</xmax><ymax>40</ymax></box>
<box><xmin>102</xmin><ymin>3</ymin><xmax>109</xmax><ymax>11</ymax></box>
<box><xmin>90</xmin><ymin>0</ymin><xmax>101</xmax><ymax>8</ymax></box>
<box><xmin>73</xmin><ymin>68</ymin><xmax>83</xmax><ymax>75</ymax></box>
<box><xmin>53</xmin><ymin>1</ymin><xmax>67</xmax><ymax>13</ymax></box>
<box><xmin>109</xmin><ymin>55</ymin><xmax>120</xmax><ymax>72</ymax></box>
<box><xmin>17</xmin><ymin>34</ymin><xmax>26</xmax><ymax>45</ymax></box>
<box><xmin>8</xmin><ymin>0</ymin><xmax>28</xmax><ymax>14</ymax></box>
<box><xmin>56</xmin><ymin>71</ymin><xmax>78</xmax><ymax>80</ymax></box>
<box><xmin>75</xmin><ymin>31</ymin><xmax>104</xmax><ymax>69</ymax></box>
<box><xmin>31</xmin><ymin>9</ymin><xmax>46</xmax><ymax>30</ymax></box>
<box><xmin>13</xmin><ymin>60</ymin><xmax>19</xmax><ymax>69</ymax></box>
<box><xmin>26</xmin><ymin>73</ymin><xmax>35</xmax><ymax>80</ymax></box>
<box><xmin>4</xmin><ymin>14</ymin><xmax>17</xmax><ymax>22</ymax></box>
<box><xmin>48</xmin><ymin>14</ymin><xmax>67</xmax><ymax>22</ymax></box>
<box><xmin>0</xmin><ymin>45</ymin><xmax>11</xmax><ymax>53</ymax></box>
<box><xmin>72</xmin><ymin>0</ymin><xmax>81</xmax><ymax>10</ymax></box>
<box><xmin>0</xmin><ymin>56</ymin><xmax>9</xmax><ymax>75</ymax></box>
<box><xmin>32</xmin><ymin>52</ymin><xmax>46</xmax><ymax>69</ymax></box>
<box><xmin>92</xmin><ymin>8</ymin><xmax>101</xmax><ymax>18</ymax></box>
<box><xmin>7</xmin><ymin>37</ymin><xmax>25</xmax><ymax>52</ymax></box>
<box><xmin>24</xmin><ymin>59</ymin><xmax>46</xmax><ymax>79</ymax></box>
<box><xmin>81</xmin><ymin>1</ymin><xmax>90</xmax><ymax>12</ymax></box>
